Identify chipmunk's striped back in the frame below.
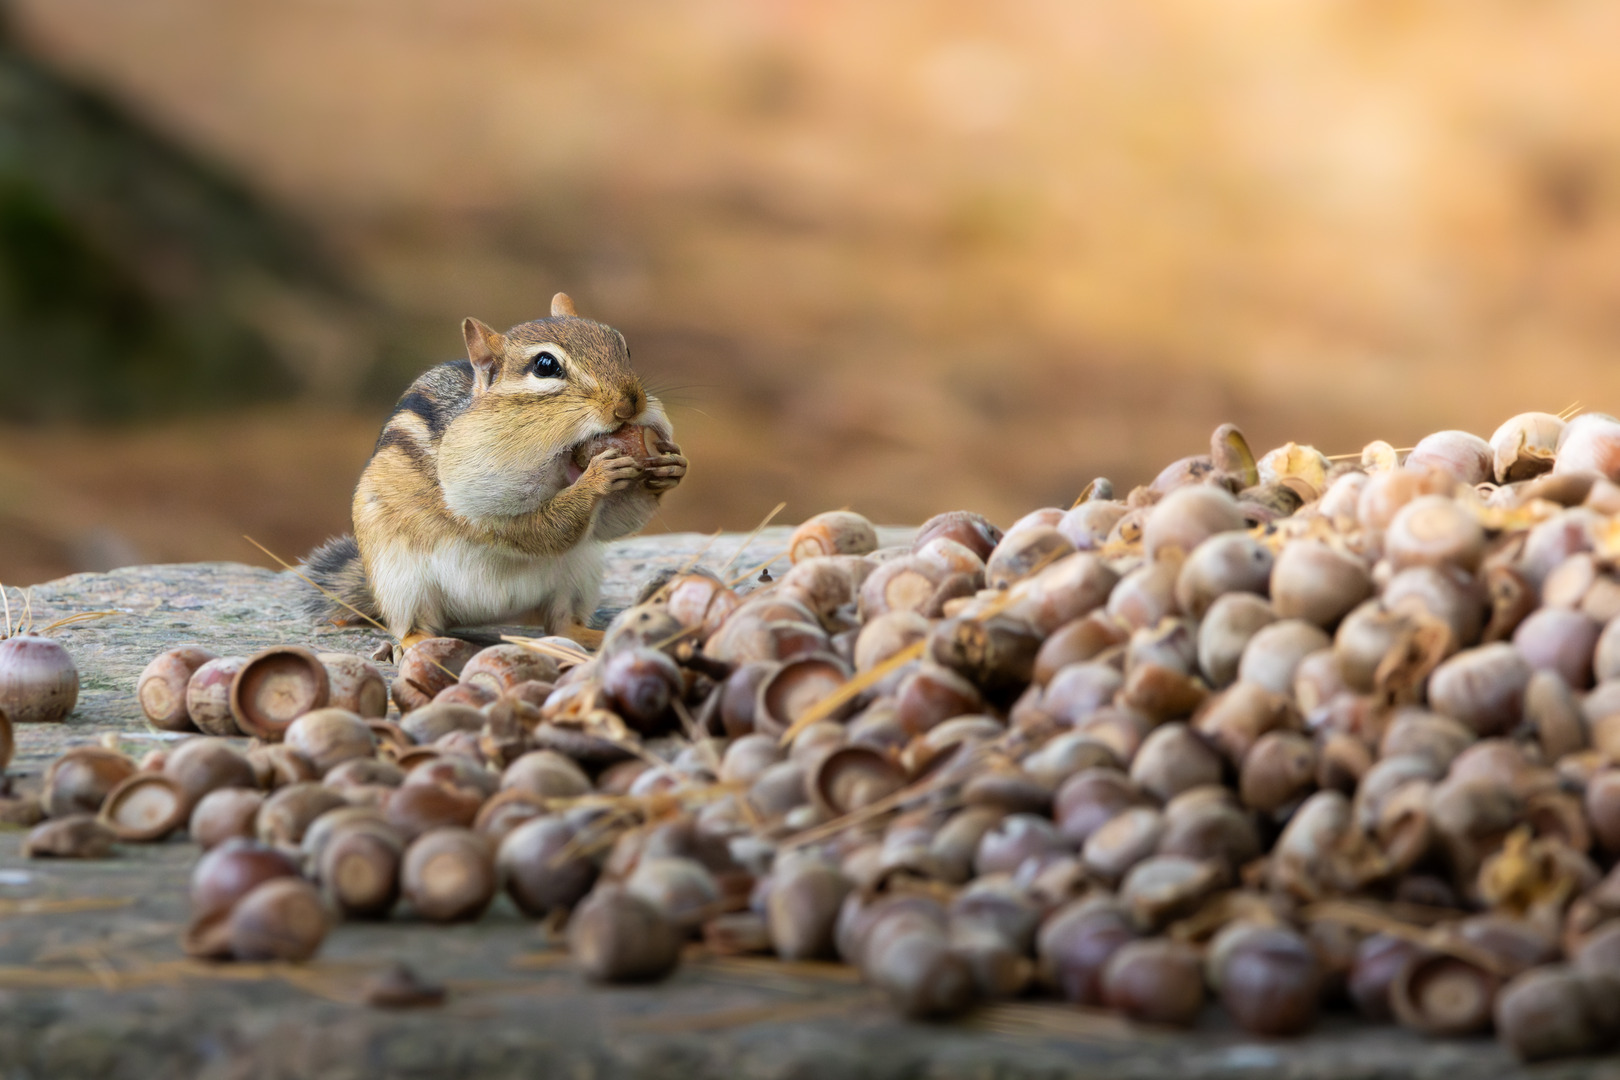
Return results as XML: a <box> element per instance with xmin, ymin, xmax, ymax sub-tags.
<box><xmin>299</xmin><ymin>359</ymin><xmax>476</xmax><ymax>626</ymax></box>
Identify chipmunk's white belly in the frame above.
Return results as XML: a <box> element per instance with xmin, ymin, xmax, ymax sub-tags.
<box><xmin>370</xmin><ymin>537</ymin><xmax>604</xmax><ymax>634</ymax></box>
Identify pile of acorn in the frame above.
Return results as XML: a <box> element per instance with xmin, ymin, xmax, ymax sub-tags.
<box><xmin>6</xmin><ymin>410</ymin><xmax>1620</xmax><ymax>1062</ymax></box>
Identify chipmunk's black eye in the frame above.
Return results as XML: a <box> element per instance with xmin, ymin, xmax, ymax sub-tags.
<box><xmin>532</xmin><ymin>352</ymin><xmax>564</xmax><ymax>379</ymax></box>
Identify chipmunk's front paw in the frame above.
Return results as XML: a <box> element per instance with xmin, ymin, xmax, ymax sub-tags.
<box><xmin>643</xmin><ymin>441</ymin><xmax>688</xmax><ymax>492</ymax></box>
<box><xmin>583</xmin><ymin>448</ymin><xmax>642</xmax><ymax>493</ymax></box>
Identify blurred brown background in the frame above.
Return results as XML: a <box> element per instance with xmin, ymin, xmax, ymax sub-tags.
<box><xmin>4</xmin><ymin>0</ymin><xmax>1620</xmax><ymax>587</ymax></box>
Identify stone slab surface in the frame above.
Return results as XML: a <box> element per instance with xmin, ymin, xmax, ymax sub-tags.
<box><xmin>0</xmin><ymin>529</ymin><xmax>1612</xmax><ymax>1079</ymax></box>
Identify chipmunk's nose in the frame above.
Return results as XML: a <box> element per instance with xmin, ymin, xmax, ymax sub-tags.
<box><xmin>613</xmin><ymin>388</ymin><xmax>643</xmax><ymax>421</ymax></box>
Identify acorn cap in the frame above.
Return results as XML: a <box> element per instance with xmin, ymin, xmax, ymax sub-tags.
<box><xmin>757</xmin><ymin>653</ymin><xmax>853</xmax><ymax>733</ymax></box>
<box><xmin>1390</xmin><ymin>953</ymin><xmax>1499</xmax><ymax>1036</ymax></box>
<box><xmin>99</xmin><ymin>772</ymin><xmax>188</xmax><ymax>842</ymax></box>
<box><xmin>807</xmin><ymin>745</ymin><xmax>906</xmax><ymax>818</ymax></box>
<box><xmin>230</xmin><ymin>646</ymin><xmax>331</xmax><ymax>741</ymax></box>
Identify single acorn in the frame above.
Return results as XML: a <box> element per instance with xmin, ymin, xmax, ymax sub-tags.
<box><xmin>913</xmin><ymin>509</ymin><xmax>1002</xmax><ymax>561</ymax></box>
<box><xmin>401</xmin><ymin>826</ymin><xmax>496</xmax><ymax>922</ymax></box>
<box><xmin>861</xmin><ymin>557</ymin><xmax>946</xmax><ymax>615</ymax></box>
<box><xmin>626</xmin><ymin>855</ymin><xmax>721</xmax><ymax>932</ymax></box>
<box><xmin>766</xmin><ymin>859</ymin><xmax>853</xmax><ymax>961</ymax></box>
<box><xmin>788</xmin><ymin>510</ymin><xmax>879</xmax><ymax>562</ymax></box>
<box><xmin>225</xmin><ymin>876</ymin><xmax>329</xmax><ymax>962</ymax></box>
<box><xmin>862</xmin><ymin>910</ymin><xmax>976</xmax><ymax>1019</ymax></box>
<box><xmin>1101</xmin><ymin>938</ymin><xmax>1205</xmax><ymax>1027</ymax></box>
<box><xmin>1105</xmin><ymin>559</ymin><xmax>1182</xmax><ymax>632</ymax></box>
<box><xmin>1142</xmin><ymin>485</ymin><xmax>1246</xmax><ymax>561</ymax></box>
<box><xmin>1390</xmin><ymin>952</ymin><xmax>1500</xmax><ymax>1037</ymax></box>
<box><xmin>1490</xmin><ymin>412</ymin><xmax>1564</xmax><ymax>483</ymax></box>
<box><xmin>1129</xmin><ymin>723</ymin><xmax>1223</xmax><ymax>803</ymax></box>
<box><xmin>1427</xmin><ymin>643</ymin><xmax>1532</xmax><ymax>736</ymax></box>
<box><xmin>392</xmin><ymin>637</ymin><xmax>478</xmax><ymax>713</ymax></box>
<box><xmin>1495</xmin><ymin>965</ymin><xmax>1619</xmax><ymax>1062</ymax></box>
<box><xmin>1082</xmin><ymin>806</ymin><xmax>1165</xmax><ymax>884</ymax></box>
<box><xmin>1198</xmin><ymin>593</ymin><xmax>1277</xmax><ymax>689</ymax></box>
<box><xmin>1118</xmin><ymin>855</ymin><xmax>1223</xmax><ymax>931</ymax></box>
<box><xmin>601</xmin><ymin>646</ymin><xmax>682</xmax><ymax>733</ymax></box>
<box><xmin>190</xmin><ymin>837</ymin><xmax>300</xmax><ymax>920</ymax></box>
<box><xmin>256</xmin><ymin>782</ymin><xmax>347</xmax><ymax>850</ymax></box>
<box><xmin>188</xmin><ymin>787</ymin><xmax>266</xmax><ymax>850</ymax></box>
<box><xmin>136</xmin><ymin>646</ymin><xmax>217</xmax><ymax>732</ymax></box>
<box><xmin>400</xmin><ymin>701</ymin><xmax>485</xmax><ymax>745</ymax></box>
<box><xmin>1207</xmin><ymin>922</ymin><xmax>1322</xmax><ymax>1035</ymax></box>
<box><xmin>317</xmin><ymin>652</ymin><xmax>389</xmax><ymax>718</ymax></box>
<box><xmin>1513</xmin><ymin>608</ymin><xmax>1601</xmax><ymax>690</ymax></box>
<box><xmin>185</xmin><ymin>656</ymin><xmax>248</xmax><ymax>736</ymax></box>
<box><xmin>1174</xmin><ymin>532</ymin><xmax>1274</xmax><ymax>620</ymax></box>
<box><xmin>284</xmin><ymin>708</ymin><xmax>376</xmax><ymax>776</ymax></box>
<box><xmin>459</xmin><ymin>643</ymin><xmax>557</xmax><ymax>697</ymax></box>
<box><xmin>164</xmin><ymin>737</ymin><xmax>257</xmax><ymax>807</ymax></box>
<box><xmin>1032</xmin><ymin>614</ymin><xmax>1130</xmax><ymax>686</ymax></box>
<box><xmin>1270</xmin><ymin>540</ymin><xmax>1372</xmax><ymax>629</ymax></box>
<box><xmin>0</xmin><ymin>634</ymin><xmax>79</xmax><ymax>724</ymax></box>
<box><xmin>1237</xmin><ymin>619</ymin><xmax>1331</xmax><ymax>696</ymax></box>
<box><xmin>497</xmin><ymin>815</ymin><xmax>597</xmax><ymax>917</ymax></box>
<box><xmin>385</xmin><ymin>780</ymin><xmax>483</xmax><ymax>839</ymax></box>
<box><xmin>570</xmin><ymin>885</ymin><xmax>683</xmax><ymax>983</ymax></box>
<box><xmin>316</xmin><ymin>819</ymin><xmax>405</xmax><ymax>918</ymax></box>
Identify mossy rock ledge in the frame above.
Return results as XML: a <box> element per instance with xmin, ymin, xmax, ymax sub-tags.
<box><xmin>0</xmin><ymin>529</ymin><xmax>1592</xmax><ymax>1080</ymax></box>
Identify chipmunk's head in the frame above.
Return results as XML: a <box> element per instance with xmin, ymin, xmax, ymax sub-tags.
<box><xmin>440</xmin><ymin>293</ymin><xmax>672</xmax><ymax>518</ymax></box>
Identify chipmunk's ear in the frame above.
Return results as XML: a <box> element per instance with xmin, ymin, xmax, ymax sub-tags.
<box><xmin>462</xmin><ymin>317</ymin><xmax>505</xmax><ymax>393</ymax></box>
<box><xmin>551</xmin><ymin>292</ymin><xmax>577</xmax><ymax>318</ymax></box>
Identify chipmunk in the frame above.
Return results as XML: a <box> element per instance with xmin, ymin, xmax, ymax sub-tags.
<box><xmin>301</xmin><ymin>293</ymin><xmax>686</xmax><ymax>651</ymax></box>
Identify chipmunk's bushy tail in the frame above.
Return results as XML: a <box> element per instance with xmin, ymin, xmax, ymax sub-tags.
<box><xmin>298</xmin><ymin>535</ymin><xmax>380</xmax><ymax>627</ymax></box>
